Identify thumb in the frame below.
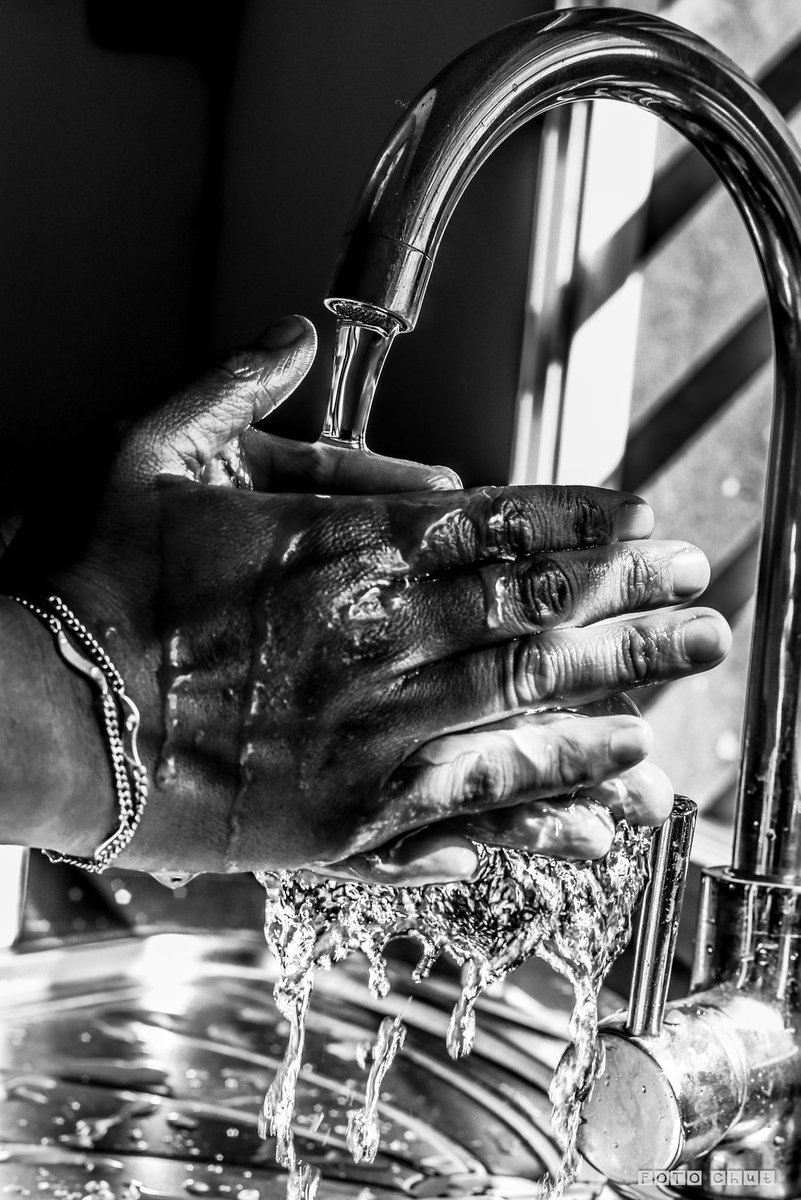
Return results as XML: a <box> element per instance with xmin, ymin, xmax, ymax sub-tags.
<box><xmin>239</xmin><ymin>432</ymin><xmax>464</xmax><ymax>494</ymax></box>
<box><xmin>141</xmin><ymin>315</ymin><xmax>317</xmax><ymax>477</ymax></box>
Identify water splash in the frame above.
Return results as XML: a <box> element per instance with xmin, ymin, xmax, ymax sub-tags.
<box><xmin>256</xmin><ymin>821</ymin><xmax>651</xmax><ymax>1198</ymax></box>
<box><xmin>258</xmin><ymin>967</ymin><xmax>313</xmax><ymax>1170</ymax></box>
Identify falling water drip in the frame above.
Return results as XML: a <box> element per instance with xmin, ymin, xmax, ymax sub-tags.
<box><xmin>258</xmin><ymin>967</ymin><xmax>314</xmax><ymax>1168</ymax></box>
<box><xmin>286</xmin><ymin>1163</ymin><xmax>320</xmax><ymax>1200</ymax></box>
<box><xmin>446</xmin><ymin>960</ymin><xmax>486</xmax><ymax>1059</ymax></box>
<box><xmin>347</xmin><ymin>1016</ymin><xmax>406</xmax><ymax>1164</ymax></box>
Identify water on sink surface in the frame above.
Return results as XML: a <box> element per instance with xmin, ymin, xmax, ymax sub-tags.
<box><xmin>0</xmin><ymin>934</ymin><xmax>597</xmax><ymax>1198</ymax></box>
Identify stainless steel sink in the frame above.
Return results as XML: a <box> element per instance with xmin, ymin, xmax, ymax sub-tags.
<box><xmin>0</xmin><ymin>932</ymin><xmax>614</xmax><ymax>1199</ymax></box>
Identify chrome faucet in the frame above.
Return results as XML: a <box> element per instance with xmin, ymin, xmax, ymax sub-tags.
<box><xmin>323</xmin><ymin>8</ymin><xmax>801</xmax><ymax>1196</ymax></box>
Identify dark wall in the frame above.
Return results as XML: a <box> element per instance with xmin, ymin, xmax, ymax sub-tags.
<box><xmin>2</xmin><ymin>1</ymin><xmax>551</xmax><ymax>489</ymax></box>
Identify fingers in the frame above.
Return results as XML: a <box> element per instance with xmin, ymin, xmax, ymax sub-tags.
<box><xmin>322</xmin><ymin>761</ymin><xmax>672</xmax><ymax>884</ymax></box>
<box><xmin>386</xmin><ymin>485</ymin><xmax>654</xmax><ymax>574</ymax></box>
<box><xmin>358</xmin><ymin>711</ymin><xmax>652</xmax><ymax>846</ymax></box>
<box><xmin>401</xmin><ymin>540</ymin><xmax>710</xmax><ymax>659</ymax></box>
<box><xmin>277</xmin><ymin>486</ymin><xmax>652</xmax><ymax>575</ymax></box>
<box><xmin>324</xmin><ymin>722</ymin><xmax>671</xmax><ymax>883</ymax></box>
<box><xmin>458</xmin><ymin>797</ymin><xmax>617</xmax><ymax>860</ymax></box>
<box><xmin>239</xmin><ymin>431</ymin><xmax>464</xmax><ymax>493</ymax></box>
<box><xmin>455</xmin><ymin>760</ymin><xmax>674</xmax><ymax>859</ymax></box>
<box><xmin>130</xmin><ymin>315</ymin><xmax>317</xmax><ymax>480</ymax></box>
<box><xmin>403</xmin><ymin>608</ymin><xmax>731</xmax><ymax>737</ymax></box>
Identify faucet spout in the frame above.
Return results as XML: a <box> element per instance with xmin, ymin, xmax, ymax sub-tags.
<box><xmin>326</xmin><ymin>6</ymin><xmax>801</xmax><ymax>885</ymax></box>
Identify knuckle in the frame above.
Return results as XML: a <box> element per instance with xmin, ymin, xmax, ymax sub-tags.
<box><xmin>619</xmin><ymin>625</ymin><xmax>661</xmax><ymax>684</ymax></box>
<box><xmin>476</xmin><ymin>490</ymin><xmax>536</xmax><ymax>557</ymax></box>
<box><xmin>570</xmin><ymin>493</ymin><xmax>609</xmax><ymax>547</ymax></box>
<box><xmin>499</xmin><ymin>638</ymin><xmax>563</xmax><ymax>706</ymax></box>
<box><xmin>520</xmin><ymin>556</ymin><xmax>574</xmax><ymax>625</ymax></box>
<box><xmin>499</xmin><ymin>494</ymin><xmax>536</xmax><ymax>555</ymax></box>
<box><xmin>625</xmin><ymin>547</ymin><xmax>660</xmax><ymax>607</ymax></box>
<box><xmin>462</xmin><ymin>751</ymin><xmax>513</xmax><ymax>807</ymax></box>
<box><xmin>552</xmin><ymin>738</ymin><xmax>595</xmax><ymax>789</ymax></box>
<box><xmin>426</xmin><ymin>506</ymin><xmax>473</xmax><ymax>562</ymax></box>
<box><xmin>217</xmin><ymin>349</ymin><xmax>258</xmax><ymax>381</ymax></box>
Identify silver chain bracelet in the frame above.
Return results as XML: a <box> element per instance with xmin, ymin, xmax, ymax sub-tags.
<box><xmin>9</xmin><ymin>594</ymin><xmax>148</xmax><ymax>873</ymax></box>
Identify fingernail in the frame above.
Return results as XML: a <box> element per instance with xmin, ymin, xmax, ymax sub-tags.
<box><xmin>426</xmin><ymin>466</ymin><xmax>464</xmax><ymax>491</ymax></box>
<box><xmin>258</xmin><ymin>314</ymin><xmax>307</xmax><ymax>349</ymax></box>
<box><xmin>683</xmin><ymin>615</ymin><xmax>731</xmax><ymax>663</ymax></box>
<box><xmin>609</xmin><ymin>719</ymin><xmax>652</xmax><ymax>764</ymax></box>
<box><xmin>613</xmin><ymin>501</ymin><xmax>654</xmax><ymax>541</ymax></box>
<box><xmin>672</xmin><ymin>548</ymin><xmax>710</xmax><ymax>596</ymax></box>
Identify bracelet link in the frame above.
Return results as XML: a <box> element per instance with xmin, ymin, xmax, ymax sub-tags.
<box><xmin>8</xmin><ymin>594</ymin><xmax>149</xmax><ymax>874</ymax></box>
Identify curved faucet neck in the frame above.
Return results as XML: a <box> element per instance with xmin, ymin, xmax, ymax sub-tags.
<box><xmin>326</xmin><ymin>7</ymin><xmax>801</xmax><ymax>883</ymax></box>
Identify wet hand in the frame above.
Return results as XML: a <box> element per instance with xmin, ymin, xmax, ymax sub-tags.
<box><xmin>3</xmin><ymin>314</ymin><xmax>729</xmax><ymax>876</ymax></box>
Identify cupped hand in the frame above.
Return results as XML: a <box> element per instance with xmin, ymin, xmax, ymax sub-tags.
<box><xmin>3</xmin><ymin>315</ymin><xmax>729</xmax><ymax>877</ymax></box>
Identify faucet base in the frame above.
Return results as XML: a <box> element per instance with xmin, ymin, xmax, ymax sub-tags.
<box><xmin>578</xmin><ymin>993</ymin><xmax>748</xmax><ymax>1181</ymax></box>
<box><xmin>687</xmin><ymin>870</ymin><xmax>801</xmax><ymax>1199</ymax></box>
<box><xmin>579</xmin><ymin>868</ymin><xmax>801</xmax><ymax>1199</ymax></box>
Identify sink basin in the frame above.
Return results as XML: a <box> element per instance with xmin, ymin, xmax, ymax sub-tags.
<box><xmin>0</xmin><ymin>932</ymin><xmax>619</xmax><ymax>1199</ymax></box>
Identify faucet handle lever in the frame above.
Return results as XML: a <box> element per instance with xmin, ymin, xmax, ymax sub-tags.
<box><xmin>626</xmin><ymin>796</ymin><xmax>697</xmax><ymax>1038</ymax></box>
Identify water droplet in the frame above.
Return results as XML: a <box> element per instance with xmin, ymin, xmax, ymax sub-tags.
<box><xmin>156</xmin><ymin>631</ymin><xmax>192</xmax><ymax>787</ymax></box>
<box><xmin>150</xmin><ymin>871</ymin><xmax>200</xmax><ymax>890</ymax></box>
<box><xmin>167</xmin><ymin>1113</ymin><xmax>199</xmax><ymax>1131</ymax></box>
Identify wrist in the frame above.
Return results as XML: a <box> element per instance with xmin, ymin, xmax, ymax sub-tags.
<box><xmin>0</xmin><ymin>597</ymin><xmax>117</xmax><ymax>854</ymax></box>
